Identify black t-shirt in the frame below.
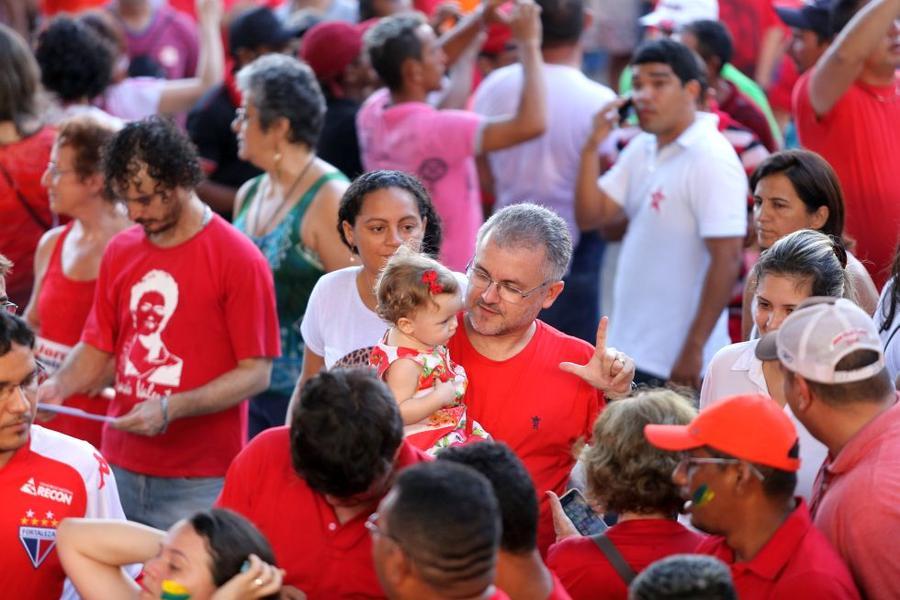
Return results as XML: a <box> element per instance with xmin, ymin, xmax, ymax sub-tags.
<box><xmin>318</xmin><ymin>95</ymin><xmax>363</xmax><ymax>181</ymax></box>
<box><xmin>187</xmin><ymin>84</ymin><xmax>261</xmax><ymax>191</ymax></box>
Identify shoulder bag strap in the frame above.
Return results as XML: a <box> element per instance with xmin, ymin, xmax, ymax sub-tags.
<box><xmin>590</xmin><ymin>532</ymin><xmax>637</xmax><ymax>585</ymax></box>
<box><xmin>0</xmin><ymin>159</ymin><xmax>52</xmax><ymax>230</ymax></box>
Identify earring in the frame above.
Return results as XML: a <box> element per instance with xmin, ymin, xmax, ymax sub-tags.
<box><xmin>273</xmin><ymin>150</ymin><xmax>282</xmax><ymax>177</ymax></box>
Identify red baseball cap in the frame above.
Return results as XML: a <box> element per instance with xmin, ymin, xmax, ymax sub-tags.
<box><xmin>300</xmin><ymin>21</ymin><xmax>366</xmax><ymax>82</ymax></box>
<box><xmin>644</xmin><ymin>394</ymin><xmax>800</xmax><ymax>472</ymax></box>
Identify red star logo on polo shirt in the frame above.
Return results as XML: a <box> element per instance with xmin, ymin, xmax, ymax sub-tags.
<box><xmin>650</xmin><ymin>189</ymin><xmax>666</xmax><ymax>213</ymax></box>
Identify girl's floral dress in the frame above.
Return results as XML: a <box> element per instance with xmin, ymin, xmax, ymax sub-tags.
<box><xmin>369</xmin><ymin>333</ymin><xmax>489</xmax><ymax>455</ymax></box>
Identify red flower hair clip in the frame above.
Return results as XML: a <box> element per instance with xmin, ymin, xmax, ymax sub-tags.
<box><xmin>422</xmin><ymin>269</ymin><xmax>444</xmax><ymax>295</ymax></box>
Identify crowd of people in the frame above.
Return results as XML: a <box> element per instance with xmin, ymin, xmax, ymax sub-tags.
<box><xmin>0</xmin><ymin>0</ymin><xmax>898</xmax><ymax>598</ymax></box>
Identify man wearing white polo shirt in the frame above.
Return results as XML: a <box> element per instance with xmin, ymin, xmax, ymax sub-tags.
<box><xmin>576</xmin><ymin>38</ymin><xmax>746</xmax><ymax>389</ymax></box>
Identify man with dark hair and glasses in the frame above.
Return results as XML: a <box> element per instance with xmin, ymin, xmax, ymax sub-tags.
<box><xmin>644</xmin><ymin>393</ymin><xmax>860</xmax><ymax>598</ymax></box>
<box><xmin>0</xmin><ymin>310</ymin><xmax>128</xmax><ymax>600</ymax></box>
<box><xmin>448</xmin><ymin>202</ymin><xmax>635</xmax><ymax>556</ymax></box>
<box><xmin>368</xmin><ymin>461</ymin><xmax>507</xmax><ymax>600</ymax></box>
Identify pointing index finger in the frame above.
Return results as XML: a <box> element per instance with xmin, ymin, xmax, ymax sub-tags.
<box><xmin>594</xmin><ymin>316</ymin><xmax>609</xmax><ymax>354</ymax></box>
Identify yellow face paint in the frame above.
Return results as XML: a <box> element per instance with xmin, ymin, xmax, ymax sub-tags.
<box><xmin>160</xmin><ymin>580</ymin><xmax>190</xmax><ymax>600</ymax></box>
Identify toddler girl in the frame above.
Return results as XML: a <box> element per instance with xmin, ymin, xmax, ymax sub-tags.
<box><xmin>369</xmin><ymin>249</ymin><xmax>488</xmax><ymax>454</ymax></box>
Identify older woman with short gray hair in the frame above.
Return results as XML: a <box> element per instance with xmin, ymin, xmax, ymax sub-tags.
<box><xmin>231</xmin><ymin>53</ymin><xmax>353</xmax><ymax>438</ymax></box>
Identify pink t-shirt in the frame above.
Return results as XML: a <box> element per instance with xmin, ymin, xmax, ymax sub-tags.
<box><xmin>810</xmin><ymin>397</ymin><xmax>900</xmax><ymax>600</ymax></box>
<box><xmin>357</xmin><ymin>88</ymin><xmax>485</xmax><ymax>271</ymax></box>
<box><xmin>119</xmin><ymin>4</ymin><xmax>198</xmax><ymax>80</ymax></box>
<box><xmin>81</xmin><ymin>216</ymin><xmax>281</xmax><ymax>477</ymax></box>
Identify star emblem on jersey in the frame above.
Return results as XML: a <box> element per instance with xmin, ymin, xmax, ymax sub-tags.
<box><xmin>19</xmin><ymin>508</ymin><xmax>59</xmax><ymax>568</ymax></box>
<box><xmin>650</xmin><ymin>189</ymin><xmax>666</xmax><ymax>213</ymax></box>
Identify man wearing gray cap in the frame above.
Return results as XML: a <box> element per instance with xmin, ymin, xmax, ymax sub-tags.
<box><xmin>756</xmin><ymin>296</ymin><xmax>900</xmax><ymax>600</ymax></box>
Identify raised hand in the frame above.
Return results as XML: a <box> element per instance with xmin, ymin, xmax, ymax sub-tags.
<box><xmin>559</xmin><ymin>316</ymin><xmax>635</xmax><ymax>396</ymax></box>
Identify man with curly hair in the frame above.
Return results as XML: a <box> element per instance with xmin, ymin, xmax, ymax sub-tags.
<box><xmin>38</xmin><ymin>116</ymin><xmax>280</xmax><ymax>530</ymax></box>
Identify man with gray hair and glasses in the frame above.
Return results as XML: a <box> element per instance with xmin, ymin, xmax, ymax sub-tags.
<box><xmin>448</xmin><ymin>202</ymin><xmax>635</xmax><ymax>555</ymax></box>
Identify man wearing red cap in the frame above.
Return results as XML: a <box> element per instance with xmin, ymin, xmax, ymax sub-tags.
<box><xmin>301</xmin><ymin>21</ymin><xmax>376</xmax><ymax>180</ymax></box>
<box><xmin>756</xmin><ymin>296</ymin><xmax>900</xmax><ymax>599</ymax></box>
<box><xmin>645</xmin><ymin>394</ymin><xmax>860</xmax><ymax>599</ymax></box>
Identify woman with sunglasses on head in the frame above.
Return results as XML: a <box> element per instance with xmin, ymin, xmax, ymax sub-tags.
<box><xmin>284</xmin><ymin>170</ymin><xmax>443</xmax><ymax>423</ymax></box>
<box><xmin>702</xmin><ymin>229</ymin><xmax>850</xmax><ymax>498</ymax></box>
<box><xmin>22</xmin><ymin>116</ymin><xmax>130</xmax><ymax>447</ymax></box>
<box><xmin>741</xmin><ymin>149</ymin><xmax>879</xmax><ymax>340</ymax></box>
<box><xmin>231</xmin><ymin>53</ymin><xmax>354</xmax><ymax>438</ymax></box>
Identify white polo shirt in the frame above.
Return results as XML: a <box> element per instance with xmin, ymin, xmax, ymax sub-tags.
<box><xmin>600</xmin><ymin>112</ymin><xmax>747</xmax><ymax>378</ymax></box>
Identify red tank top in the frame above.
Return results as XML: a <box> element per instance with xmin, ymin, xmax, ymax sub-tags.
<box><xmin>35</xmin><ymin>222</ymin><xmax>106</xmax><ymax>448</ymax></box>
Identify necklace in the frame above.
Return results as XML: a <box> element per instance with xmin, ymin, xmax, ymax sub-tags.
<box><xmin>251</xmin><ymin>153</ymin><xmax>316</xmax><ymax>237</ymax></box>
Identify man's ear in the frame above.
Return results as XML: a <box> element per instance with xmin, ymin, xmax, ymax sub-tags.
<box><xmin>541</xmin><ymin>281</ymin><xmax>565</xmax><ymax>310</ymax></box>
<box><xmin>582</xmin><ymin>8</ymin><xmax>594</xmax><ymax>31</ymax></box>
<box><xmin>685</xmin><ymin>78</ymin><xmax>703</xmax><ymax>102</ymax></box>
<box><xmin>401</xmin><ymin>56</ymin><xmax>421</xmax><ymax>87</ymax></box>
<box><xmin>793</xmin><ymin>374</ymin><xmax>814</xmax><ymax>413</ymax></box>
<box><xmin>386</xmin><ymin>543</ymin><xmax>413</xmax><ymax>591</ymax></box>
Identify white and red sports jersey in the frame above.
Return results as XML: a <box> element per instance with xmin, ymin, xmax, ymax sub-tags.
<box><xmin>0</xmin><ymin>425</ymin><xmax>126</xmax><ymax>600</ymax></box>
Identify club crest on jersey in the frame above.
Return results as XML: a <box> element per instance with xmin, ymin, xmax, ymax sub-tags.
<box><xmin>19</xmin><ymin>509</ymin><xmax>59</xmax><ymax>568</ymax></box>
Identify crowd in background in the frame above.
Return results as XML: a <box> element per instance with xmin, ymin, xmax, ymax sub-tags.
<box><xmin>0</xmin><ymin>0</ymin><xmax>899</xmax><ymax>598</ymax></box>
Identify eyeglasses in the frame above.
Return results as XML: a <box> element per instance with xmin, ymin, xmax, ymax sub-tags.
<box><xmin>2</xmin><ymin>300</ymin><xmax>17</xmax><ymax>315</ymax></box>
<box><xmin>365</xmin><ymin>513</ymin><xmax>402</xmax><ymax>545</ymax></box>
<box><xmin>233</xmin><ymin>106</ymin><xmax>258</xmax><ymax>126</ymax></box>
<box><xmin>675</xmin><ymin>456</ymin><xmax>766</xmax><ymax>481</ymax></box>
<box><xmin>0</xmin><ymin>361</ymin><xmax>46</xmax><ymax>401</ymax></box>
<box><xmin>465</xmin><ymin>261</ymin><xmax>552</xmax><ymax>305</ymax></box>
<box><xmin>45</xmin><ymin>161</ymin><xmax>74</xmax><ymax>180</ymax></box>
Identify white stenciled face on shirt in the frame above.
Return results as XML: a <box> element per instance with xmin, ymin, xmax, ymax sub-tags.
<box><xmin>123</xmin><ymin>269</ymin><xmax>183</xmax><ymax>390</ymax></box>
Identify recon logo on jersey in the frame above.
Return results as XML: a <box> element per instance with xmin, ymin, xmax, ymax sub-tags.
<box><xmin>19</xmin><ymin>478</ymin><xmax>74</xmax><ymax>506</ymax></box>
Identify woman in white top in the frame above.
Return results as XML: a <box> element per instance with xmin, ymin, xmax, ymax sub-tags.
<box><xmin>875</xmin><ymin>245</ymin><xmax>900</xmax><ymax>387</ymax></box>
<box><xmin>290</xmin><ymin>170</ymin><xmax>443</xmax><ymax>411</ymax></box>
<box><xmin>741</xmin><ymin>149</ymin><xmax>879</xmax><ymax>340</ymax></box>
<box><xmin>701</xmin><ymin>229</ymin><xmax>851</xmax><ymax>499</ymax></box>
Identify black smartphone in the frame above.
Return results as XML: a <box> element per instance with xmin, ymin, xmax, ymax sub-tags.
<box><xmin>560</xmin><ymin>489</ymin><xmax>608</xmax><ymax>536</ymax></box>
<box><xmin>617</xmin><ymin>97</ymin><xmax>635</xmax><ymax>122</ymax></box>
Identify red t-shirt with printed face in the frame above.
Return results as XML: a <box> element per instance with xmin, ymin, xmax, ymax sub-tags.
<box><xmin>546</xmin><ymin>519</ymin><xmax>705</xmax><ymax>600</ymax></box>
<box><xmin>81</xmin><ymin>216</ymin><xmax>280</xmax><ymax>477</ymax></box>
<box><xmin>448</xmin><ymin>319</ymin><xmax>604</xmax><ymax>556</ymax></box>
<box><xmin>1</xmin><ymin>426</ymin><xmax>125</xmax><ymax>600</ymax></box>
<box><xmin>793</xmin><ymin>71</ymin><xmax>900</xmax><ymax>288</ymax></box>
<box><xmin>217</xmin><ymin>428</ymin><xmax>430</xmax><ymax>599</ymax></box>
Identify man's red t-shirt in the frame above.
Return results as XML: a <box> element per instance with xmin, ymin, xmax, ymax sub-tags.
<box><xmin>81</xmin><ymin>216</ymin><xmax>280</xmax><ymax>477</ymax></box>
<box><xmin>697</xmin><ymin>499</ymin><xmax>860</xmax><ymax>599</ymax></box>
<box><xmin>0</xmin><ymin>426</ymin><xmax>125</xmax><ymax>600</ymax></box>
<box><xmin>793</xmin><ymin>71</ymin><xmax>900</xmax><ymax>288</ymax></box>
<box><xmin>718</xmin><ymin>0</ymin><xmax>783</xmax><ymax>77</ymax></box>
<box><xmin>448</xmin><ymin>319</ymin><xmax>604</xmax><ymax>555</ymax></box>
<box><xmin>546</xmin><ymin>519</ymin><xmax>704</xmax><ymax>600</ymax></box>
<box><xmin>217</xmin><ymin>427</ymin><xmax>429</xmax><ymax>599</ymax></box>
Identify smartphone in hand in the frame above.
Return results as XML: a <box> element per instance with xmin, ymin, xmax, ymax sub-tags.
<box><xmin>617</xmin><ymin>97</ymin><xmax>635</xmax><ymax>122</ymax></box>
<box><xmin>560</xmin><ymin>489</ymin><xmax>608</xmax><ymax>536</ymax></box>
